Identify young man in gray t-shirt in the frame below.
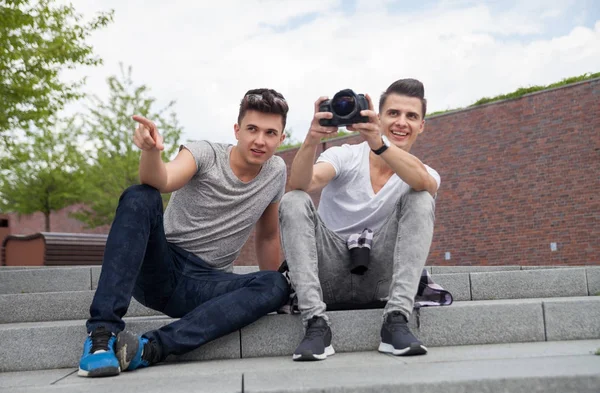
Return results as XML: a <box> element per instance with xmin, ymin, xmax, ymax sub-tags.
<box><xmin>79</xmin><ymin>89</ymin><xmax>290</xmax><ymax>378</ymax></box>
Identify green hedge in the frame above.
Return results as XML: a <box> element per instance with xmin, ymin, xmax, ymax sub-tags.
<box><xmin>429</xmin><ymin>72</ymin><xmax>600</xmax><ymax>117</ymax></box>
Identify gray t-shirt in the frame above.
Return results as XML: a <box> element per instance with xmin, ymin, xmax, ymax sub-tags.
<box><xmin>163</xmin><ymin>141</ymin><xmax>286</xmax><ymax>271</ymax></box>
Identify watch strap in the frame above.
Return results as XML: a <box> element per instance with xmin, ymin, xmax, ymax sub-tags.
<box><xmin>372</xmin><ymin>142</ymin><xmax>388</xmax><ymax>155</ymax></box>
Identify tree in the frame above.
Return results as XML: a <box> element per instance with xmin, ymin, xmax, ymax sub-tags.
<box><xmin>72</xmin><ymin>65</ymin><xmax>182</xmax><ymax>228</ymax></box>
<box><xmin>0</xmin><ymin>0</ymin><xmax>113</xmax><ymax>138</ymax></box>
<box><xmin>278</xmin><ymin>128</ymin><xmax>300</xmax><ymax>150</ymax></box>
<box><xmin>0</xmin><ymin>119</ymin><xmax>87</xmax><ymax>231</ymax></box>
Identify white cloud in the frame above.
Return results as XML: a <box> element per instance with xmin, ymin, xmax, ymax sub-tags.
<box><xmin>60</xmin><ymin>0</ymin><xmax>600</xmax><ymax>146</ymax></box>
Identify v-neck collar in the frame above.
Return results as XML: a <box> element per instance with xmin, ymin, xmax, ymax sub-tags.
<box><xmin>364</xmin><ymin>144</ymin><xmax>396</xmax><ymax>198</ymax></box>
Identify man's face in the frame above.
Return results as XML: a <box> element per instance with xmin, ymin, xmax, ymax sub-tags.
<box><xmin>234</xmin><ymin>110</ymin><xmax>285</xmax><ymax>166</ymax></box>
<box><xmin>379</xmin><ymin>93</ymin><xmax>424</xmax><ymax>152</ymax></box>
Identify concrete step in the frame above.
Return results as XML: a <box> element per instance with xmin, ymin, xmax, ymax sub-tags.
<box><xmin>0</xmin><ymin>266</ymin><xmax>262</xmax><ymax>294</ymax></box>
<box><xmin>1</xmin><ymin>265</ymin><xmax>598</xmax><ymax>305</ymax></box>
<box><xmin>0</xmin><ymin>291</ymin><xmax>162</xmax><ymax>324</ymax></box>
<box><xmin>2</xmin><ymin>267</ymin><xmax>598</xmax><ymax>324</ymax></box>
<box><xmin>1</xmin><ymin>296</ymin><xmax>599</xmax><ymax>372</ymax></box>
<box><xmin>2</xmin><ymin>340</ymin><xmax>599</xmax><ymax>392</ymax></box>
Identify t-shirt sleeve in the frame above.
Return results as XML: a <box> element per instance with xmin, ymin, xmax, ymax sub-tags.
<box><xmin>180</xmin><ymin>141</ymin><xmax>216</xmax><ymax>175</ymax></box>
<box><xmin>315</xmin><ymin>144</ymin><xmax>354</xmax><ymax>179</ymax></box>
<box><xmin>425</xmin><ymin>165</ymin><xmax>441</xmax><ymax>191</ymax></box>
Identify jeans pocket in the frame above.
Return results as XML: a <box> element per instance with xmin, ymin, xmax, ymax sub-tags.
<box><xmin>374</xmin><ymin>279</ymin><xmax>391</xmax><ymax>302</ymax></box>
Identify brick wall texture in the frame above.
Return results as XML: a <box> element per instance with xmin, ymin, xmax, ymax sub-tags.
<box><xmin>7</xmin><ymin>79</ymin><xmax>600</xmax><ymax>266</ymax></box>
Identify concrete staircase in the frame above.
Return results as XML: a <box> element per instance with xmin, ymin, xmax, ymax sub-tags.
<box><xmin>1</xmin><ymin>264</ymin><xmax>599</xmax><ymax>392</ymax></box>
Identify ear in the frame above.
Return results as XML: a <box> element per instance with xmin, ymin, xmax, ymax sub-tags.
<box><xmin>234</xmin><ymin>123</ymin><xmax>240</xmax><ymax>140</ymax></box>
<box><xmin>279</xmin><ymin>130</ymin><xmax>286</xmax><ymax>144</ymax></box>
<box><xmin>418</xmin><ymin>119</ymin><xmax>425</xmax><ymax>135</ymax></box>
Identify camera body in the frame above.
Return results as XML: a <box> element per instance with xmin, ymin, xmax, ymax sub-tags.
<box><xmin>319</xmin><ymin>89</ymin><xmax>369</xmax><ymax>127</ymax></box>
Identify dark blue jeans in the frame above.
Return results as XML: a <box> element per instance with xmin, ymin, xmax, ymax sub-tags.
<box><xmin>87</xmin><ymin>185</ymin><xmax>290</xmax><ymax>361</ymax></box>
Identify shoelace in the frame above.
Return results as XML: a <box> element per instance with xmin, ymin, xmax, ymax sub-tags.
<box><xmin>386</xmin><ymin>312</ymin><xmax>411</xmax><ymax>333</ymax></box>
<box><xmin>90</xmin><ymin>328</ymin><xmax>112</xmax><ymax>353</ymax></box>
<box><xmin>305</xmin><ymin>325</ymin><xmax>328</xmax><ymax>338</ymax></box>
<box><xmin>305</xmin><ymin>318</ymin><xmax>328</xmax><ymax>338</ymax></box>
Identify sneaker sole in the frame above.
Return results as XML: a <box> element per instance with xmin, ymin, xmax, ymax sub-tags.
<box><xmin>77</xmin><ymin>366</ymin><xmax>120</xmax><ymax>378</ymax></box>
<box><xmin>115</xmin><ymin>331</ymin><xmax>141</xmax><ymax>371</ymax></box>
<box><xmin>292</xmin><ymin>345</ymin><xmax>335</xmax><ymax>361</ymax></box>
<box><xmin>378</xmin><ymin>342</ymin><xmax>428</xmax><ymax>356</ymax></box>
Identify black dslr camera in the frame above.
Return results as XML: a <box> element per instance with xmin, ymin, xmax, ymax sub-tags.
<box><xmin>319</xmin><ymin>89</ymin><xmax>369</xmax><ymax>127</ymax></box>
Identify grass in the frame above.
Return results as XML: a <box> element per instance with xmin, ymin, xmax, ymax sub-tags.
<box><xmin>595</xmin><ymin>348</ymin><xmax>600</xmax><ymax>356</ymax></box>
<box><xmin>428</xmin><ymin>72</ymin><xmax>600</xmax><ymax>117</ymax></box>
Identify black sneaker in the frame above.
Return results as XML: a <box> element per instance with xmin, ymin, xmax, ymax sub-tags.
<box><xmin>293</xmin><ymin>316</ymin><xmax>335</xmax><ymax>361</ymax></box>
<box><xmin>378</xmin><ymin>311</ymin><xmax>427</xmax><ymax>356</ymax></box>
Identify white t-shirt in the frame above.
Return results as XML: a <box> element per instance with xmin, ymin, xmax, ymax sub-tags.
<box><xmin>316</xmin><ymin>142</ymin><xmax>441</xmax><ymax>238</ymax></box>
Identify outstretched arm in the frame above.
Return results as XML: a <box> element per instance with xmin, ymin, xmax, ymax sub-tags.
<box><xmin>348</xmin><ymin>96</ymin><xmax>438</xmax><ymax>196</ymax></box>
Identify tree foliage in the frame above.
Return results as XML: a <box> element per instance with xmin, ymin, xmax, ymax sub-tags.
<box><xmin>0</xmin><ymin>0</ymin><xmax>113</xmax><ymax>137</ymax></box>
<box><xmin>72</xmin><ymin>65</ymin><xmax>182</xmax><ymax>228</ymax></box>
<box><xmin>0</xmin><ymin>119</ymin><xmax>87</xmax><ymax>231</ymax></box>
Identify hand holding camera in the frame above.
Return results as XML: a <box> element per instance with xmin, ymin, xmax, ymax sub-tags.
<box><xmin>318</xmin><ymin>89</ymin><xmax>370</xmax><ymax>127</ymax></box>
<box><xmin>321</xmin><ymin>90</ymin><xmax>382</xmax><ymax>150</ymax></box>
<box><xmin>305</xmin><ymin>97</ymin><xmax>339</xmax><ymax>146</ymax></box>
<box><xmin>306</xmin><ymin>90</ymin><xmax>381</xmax><ymax>149</ymax></box>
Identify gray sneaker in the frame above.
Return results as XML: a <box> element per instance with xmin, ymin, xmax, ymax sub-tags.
<box><xmin>378</xmin><ymin>311</ymin><xmax>427</xmax><ymax>356</ymax></box>
<box><xmin>293</xmin><ymin>316</ymin><xmax>335</xmax><ymax>361</ymax></box>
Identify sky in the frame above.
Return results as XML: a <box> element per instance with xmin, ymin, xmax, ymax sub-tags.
<box><xmin>62</xmin><ymin>0</ymin><xmax>600</xmax><ymax>146</ymax></box>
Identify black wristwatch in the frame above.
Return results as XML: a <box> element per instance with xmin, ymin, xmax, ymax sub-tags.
<box><xmin>372</xmin><ymin>135</ymin><xmax>390</xmax><ymax>155</ymax></box>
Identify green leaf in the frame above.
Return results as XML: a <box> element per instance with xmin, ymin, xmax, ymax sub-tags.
<box><xmin>0</xmin><ymin>0</ymin><xmax>114</xmax><ymax>137</ymax></box>
<box><xmin>71</xmin><ymin>64</ymin><xmax>182</xmax><ymax>228</ymax></box>
<box><xmin>0</xmin><ymin>117</ymin><xmax>88</xmax><ymax>231</ymax></box>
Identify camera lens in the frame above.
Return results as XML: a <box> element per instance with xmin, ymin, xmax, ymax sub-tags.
<box><xmin>331</xmin><ymin>94</ymin><xmax>356</xmax><ymax>116</ymax></box>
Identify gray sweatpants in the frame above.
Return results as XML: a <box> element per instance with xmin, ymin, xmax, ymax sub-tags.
<box><xmin>279</xmin><ymin>190</ymin><xmax>435</xmax><ymax>326</ymax></box>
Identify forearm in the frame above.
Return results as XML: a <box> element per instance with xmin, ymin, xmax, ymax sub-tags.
<box><xmin>288</xmin><ymin>142</ymin><xmax>319</xmax><ymax>191</ymax></box>
<box><xmin>255</xmin><ymin>234</ymin><xmax>282</xmax><ymax>271</ymax></box>
<box><xmin>379</xmin><ymin>145</ymin><xmax>437</xmax><ymax>194</ymax></box>
<box><xmin>139</xmin><ymin>150</ymin><xmax>168</xmax><ymax>191</ymax></box>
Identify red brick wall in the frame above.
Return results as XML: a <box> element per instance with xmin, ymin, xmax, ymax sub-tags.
<box><xmin>237</xmin><ymin>78</ymin><xmax>600</xmax><ymax>267</ymax></box>
<box><xmin>417</xmin><ymin>79</ymin><xmax>599</xmax><ymax>266</ymax></box>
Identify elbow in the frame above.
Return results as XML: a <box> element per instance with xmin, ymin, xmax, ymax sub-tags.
<box><xmin>139</xmin><ymin>176</ymin><xmax>168</xmax><ymax>194</ymax></box>
<box><xmin>287</xmin><ymin>179</ymin><xmax>308</xmax><ymax>192</ymax></box>
<box><xmin>412</xmin><ymin>175</ymin><xmax>437</xmax><ymax>196</ymax></box>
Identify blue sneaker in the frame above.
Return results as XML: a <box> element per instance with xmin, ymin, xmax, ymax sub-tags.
<box><xmin>115</xmin><ymin>330</ymin><xmax>159</xmax><ymax>371</ymax></box>
<box><xmin>78</xmin><ymin>326</ymin><xmax>120</xmax><ymax>377</ymax></box>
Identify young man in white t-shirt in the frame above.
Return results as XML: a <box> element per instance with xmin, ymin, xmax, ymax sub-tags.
<box><xmin>279</xmin><ymin>79</ymin><xmax>440</xmax><ymax>361</ymax></box>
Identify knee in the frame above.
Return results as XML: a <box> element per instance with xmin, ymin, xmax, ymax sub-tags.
<box><xmin>399</xmin><ymin>190</ymin><xmax>435</xmax><ymax>218</ymax></box>
<box><xmin>119</xmin><ymin>184</ymin><xmax>163</xmax><ymax>212</ymax></box>
<box><xmin>279</xmin><ymin>190</ymin><xmax>312</xmax><ymax>217</ymax></box>
<box><xmin>255</xmin><ymin>271</ymin><xmax>290</xmax><ymax>307</ymax></box>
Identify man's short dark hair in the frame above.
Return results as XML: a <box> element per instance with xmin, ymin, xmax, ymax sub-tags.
<box><xmin>379</xmin><ymin>79</ymin><xmax>427</xmax><ymax>118</ymax></box>
<box><xmin>238</xmin><ymin>88</ymin><xmax>289</xmax><ymax>129</ymax></box>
